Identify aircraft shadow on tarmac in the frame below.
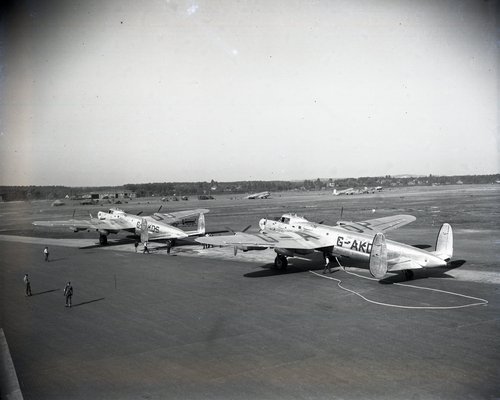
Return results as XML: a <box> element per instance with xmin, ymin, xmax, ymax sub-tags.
<box><xmin>31</xmin><ymin>289</ymin><xmax>59</xmax><ymax>296</ymax></box>
<box><xmin>244</xmin><ymin>262</ymin><xmax>324</xmax><ymax>278</ymax></box>
<box><xmin>71</xmin><ymin>297</ymin><xmax>105</xmax><ymax>308</ymax></box>
<box><xmin>379</xmin><ymin>260</ymin><xmax>467</xmax><ymax>284</ymax></box>
<box><xmin>79</xmin><ymin>239</ymin><xmax>134</xmax><ymax>249</ymax></box>
<box><xmin>412</xmin><ymin>244</ymin><xmax>432</xmax><ymax>249</ymax></box>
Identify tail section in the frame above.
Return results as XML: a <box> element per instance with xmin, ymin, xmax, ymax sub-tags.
<box><xmin>433</xmin><ymin>223</ymin><xmax>453</xmax><ymax>261</ymax></box>
<box><xmin>369</xmin><ymin>233</ymin><xmax>388</xmax><ymax>279</ymax></box>
<box><xmin>139</xmin><ymin>218</ymin><xmax>149</xmax><ymax>243</ymax></box>
<box><xmin>184</xmin><ymin>213</ymin><xmax>206</xmax><ymax>236</ymax></box>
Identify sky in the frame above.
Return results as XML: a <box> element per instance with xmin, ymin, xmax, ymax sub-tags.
<box><xmin>0</xmin><ymin>0</ymin><xmax>498</xmax><ymax>186</ymax></box>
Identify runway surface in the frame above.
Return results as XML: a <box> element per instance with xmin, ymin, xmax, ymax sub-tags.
<box><xmin>0</xmin><ymin>185</ymin><xmax>499</xmax><ymax>399</ymax></box>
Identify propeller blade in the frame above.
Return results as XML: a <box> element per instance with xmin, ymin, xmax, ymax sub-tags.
<box><xmin>225</xmin><ymin>227</ymin><xmax>236</xmax><ymax>234</ymax></box>
<box><xmin>318</xmin><ymin>220</ymin><xmax>324</xmax><ymax>224</ymax></box>
<box><xmin>242</xmin><ymin>225</ymin><xmax>252</xmax><ymax>232</ymax></box>
<box><xmin>157</xmin><ymin>205</ymin><xmax>162</xmax><ymax>213</ymax></box>
<box><xmin>340</xmin><ymin>206</ymin><xmax>344</xmax><ymax>219</ymax></box>
<box><xmin>136</xmin><ymin>211</ymin><xmax>143</xmax><ymax>216</ymax></box>
<box><xmin>234</xmin><ymin>246</ymin><xmax>238</xmax><ymax>256</ymax></box>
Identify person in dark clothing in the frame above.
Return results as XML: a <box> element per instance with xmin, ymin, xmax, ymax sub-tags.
<box><xmin>134</xmin><ymin>241</ymin><xmax>139</xmax><ymax>253</ymax></box>
<box><xmin>166</xmin><ymin>240</ymin><xmax>172</xmax><ymax>254</ymax></box>
<box><xmin>24</xmin><ymin>274</ymin><xmax>32</xmax><ymax>296</ymax></box>
<box><xmin>64</xmin><ymin>281</ymin><xmax>73</xmax><ymax>307</ymax></box>
<box><xmin>143</xmin><ymin>242</ymin><xmax>150</xmax><ymax>254</ymax></box>
<box><xmin>44</xmin><ymin>246</ymin><xmax>49</xmax><ymax>262</ymax></box>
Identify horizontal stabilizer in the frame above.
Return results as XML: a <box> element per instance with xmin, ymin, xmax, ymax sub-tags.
<box><xmin>388</xmin><ymin>259</ymin><xmax>423</xmax><ymax>272</ymax></box>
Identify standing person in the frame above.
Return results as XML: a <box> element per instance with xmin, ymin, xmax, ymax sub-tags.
<box><xmin>166</xmin><ymin>240</ymin><xmax>172</xmax><ymax>254</ymax></box>
<box><xmin>64</xmin><ymin>281</ymin><xmax>73</xmax><ymax>307</ymax></box>
<box><xmin>44</xmin><ymin>246</ymin><xmax>49</xmax><ymax>262</ymax></box>
<box><xmin>143</xmin><ymin>242</ymin><xmax>149</xmax><ymax>254</ymax></box>
<box><xmin>24</xmin><ymin>274</ymin><xmax>32</xmax><ymax>296</ymax></box>
<box><xmin>134</xmin><ymin>240</ymin><xmax>139</xmax><ymax>253</ymax></box>
<box><xmin>323</xmin><ymin>253</ymin><xmax>332</xmax><ymax>274</ymax></box>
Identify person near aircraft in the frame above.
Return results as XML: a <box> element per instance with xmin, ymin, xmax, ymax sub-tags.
<box><xmin>44</xmin><ymin>246</ymin><xmax>49</xmax><ymax>262</ymax></box>
<box><xmin>24</xmin><ymin>274</ymin><xmax>32</xmax><ymax>296</ymax></box>
<box><xmin>143</xmin><ymin>242</ymin><xmax>150</xmax><ymax>254</ymax></box>
<box><xmin>134</xmin><ymin>240</ymin><xmax>139</xmax><ymax>253</ymax></box>
<box><xmin>166</xmin><ymin>240</ymin><xmax>172</xmax><ymax>254</ymax></box>
<box><xmin>64</xmin><ymin>282</ymin><xmax>73</xmax><ymax>307</ymax></box>
<box><xmin>323</xmin><ymin>254</ymin><xmax>332</xmax><ymax>274</ymax></box>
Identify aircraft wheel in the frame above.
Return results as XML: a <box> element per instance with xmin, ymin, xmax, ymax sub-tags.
<box><xmin>275</xmin><ymin>255</ymin><xmax>288</xmax><ymax>270</ymax></box>
<box><xmin>99</xmin><ymin>234</ymin><xmax>108</xmax><ymax>246</ymax></box>
<box><xmin>404</xmin><ymin>270</ymin><xmax>414</xmax><ymax>280</ymax></box>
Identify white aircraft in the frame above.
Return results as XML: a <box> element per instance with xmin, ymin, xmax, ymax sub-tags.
<box><xmin>246</xmin><ymin>191</ymin><xmax>271</xmax><ymax>199</ymax></box>
<box><xmin>332</xmin><ymin>188</ymin><xmax>355</xmax><ymax>195</ymax></box>
<box><xmin>196</xmin><ymin>213</ymin><xmax>453</xmax><ymax>280</ymax></box>
<box><xmin>33</xmin><ymin>208</ymin><xmax>208</xmax><ymax>245</ymax></box>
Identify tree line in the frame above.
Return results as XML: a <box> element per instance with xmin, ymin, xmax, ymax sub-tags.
<box><xmin>1</xmin><ymin>174</ymin><xmax>499</xmax><ymax>201</ymax></box>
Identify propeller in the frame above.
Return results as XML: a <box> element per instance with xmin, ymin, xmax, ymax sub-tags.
<box><xmin>157</xmin><ymin>205</ymin><xmax>162</xmax><ymax>213</ymax></box>
<box><xmin>340</xmin><ymin>206</ymin><xmax>344</xmax><ymax>219</ymax></box>
<box><xmin>136</xmin><ymin>211</ymin><xmax>143</xmax><ymax>216</ymax></box>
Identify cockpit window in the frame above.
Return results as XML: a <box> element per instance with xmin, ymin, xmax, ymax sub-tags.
<box><xmin>152</xmin><ymin>215</ymin><xmax>163</xmax><ymax>221</ymax></box>
<box><xmin>280</xmin><ymin>217</ymin><xmax>290</xmax><ymax>224</ymax></box>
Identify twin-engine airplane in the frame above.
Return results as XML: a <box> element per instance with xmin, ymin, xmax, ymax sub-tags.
<box><xmin>196</xmin><ymin>214</ymin><xmax>453</xmax><ymax>280</ymax></box>
<box><xmin>246</xmin><ymin>191</ymin><xmax>271</xmax><ymax>199</ymax></box>
<box><xmin>33</xmin><ymin>208</ymin><xmax>208</xmax><ymax>245</ymax></box>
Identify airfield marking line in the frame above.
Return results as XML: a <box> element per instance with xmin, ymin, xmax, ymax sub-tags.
<box><xmin>309</xmin><ymin>270</ymin><xmax>488</xmax><ymax>310</ymax></box>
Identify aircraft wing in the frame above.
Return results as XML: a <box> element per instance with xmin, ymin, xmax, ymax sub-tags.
<box><xmin>153</xmin><ymin>209</ymin><xmax>210</xmax><ymax>223</ymax></box>
<box><xmin>196</xmin><ymin>231</ymin><xmax>322</xmax><ymax>250</ymax></box>
<box><xmin>32</xmin><ymin>218</ymin><xmax>124</xmax><ymax>232</ymax></box>
<box><xmin>337</xmin><ymin>215</ymin><xmax>416</xmax><ymax>234</ymax></box>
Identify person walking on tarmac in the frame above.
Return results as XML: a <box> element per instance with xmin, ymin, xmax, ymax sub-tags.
<box><xmin>323</xmin><ymin>253</ymin><xmax>332</xmax><ymax>274</ymax></box>
<box><xmin>64</xmin><ymin>281</ymin><xmax>73</xmax><ymax>307</ymax></box>
<box><xmin>134</xmin><ymin>240</ymin><xmax>139</xmax><ymax>253</ymax></box>
<box><xmin>44</xmin><ymin>246</ymin><xmax>49</xmax><ymax>262</ymax></box>
<box><xmin>143</xmin><ymin>241</ymin><xmax>150</xmax><ymax>254</ymax></box>
<box><xmin>166</xmin><ymin>240</ymin><xmax>172</xmax><ymax>254</ymax></box>
<box><xmin>24</xmin><ymin>274</ymin><xmax>32</xmax><ymax>296</ymax></box>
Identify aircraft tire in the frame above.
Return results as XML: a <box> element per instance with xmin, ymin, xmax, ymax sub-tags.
<box><xmin>99</xmin><ymin>234</ymin><xmax>108</xmax><ymax>246</ymax></box>
<box><xmin>275</xmin><ymin>255</ymin><xmax>288</xmax><ymax>270</ymax></box>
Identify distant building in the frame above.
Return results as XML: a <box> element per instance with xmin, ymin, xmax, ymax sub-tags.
<box><xmin>90</xmin><ymin>191</ymin><xmax>136</xmax><ymax>200</ymax></box>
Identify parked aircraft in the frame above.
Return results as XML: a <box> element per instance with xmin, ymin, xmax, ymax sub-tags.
<box><xmin>33</xmin><ymin>208</ymin><xmax>208</xmax><ymax>245</ymax></box>
<box><xmin>196</xmin><ymin>213</ymin><xmax>453</xmax><ymax>280</ymax></box>
<box><xmin>333</xmin><ymin>186</ymin><xmax>382</xmax><ymax>195</ymax></box>
<box><xmin>246</xmin><ymin>191</ymin><xmax>271</xmax><ymax>199</ymax></box>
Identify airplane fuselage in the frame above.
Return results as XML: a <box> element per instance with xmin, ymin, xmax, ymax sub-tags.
<box><xmin>260</xmin><ymin>217</ymin><xmax>446</xmax><ymax>269</ymax></box>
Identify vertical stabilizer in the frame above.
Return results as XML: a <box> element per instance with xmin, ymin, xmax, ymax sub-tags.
<box><xmin>370</xmin><ymin>233</ymin><xmax>388</xmax><ymax>279</ymax></box>
<box><xmin>197</xmin><ymin>213</ymin><xmax>206</xmax><ymax>235</ymax></box>
<box><xmin>435</xmin><ymin>223</ymin><xmax>453</xmax><ymax>260</ymax></box>
<box><xmin>140</xmin><ymin>218</ymin><xmax>149</xmax><ymax>243</ymax></box>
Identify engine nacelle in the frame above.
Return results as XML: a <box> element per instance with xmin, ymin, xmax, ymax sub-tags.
<box><xmin>274</xmin><ymin>248</ymin><xmax>295</xmax><ymax>257</ymax></box>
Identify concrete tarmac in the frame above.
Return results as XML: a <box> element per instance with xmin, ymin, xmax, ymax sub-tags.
<box><xmin>1</xmin><ymin>238</ymin><xmax>499</xmax><ymax>399</ymax></box>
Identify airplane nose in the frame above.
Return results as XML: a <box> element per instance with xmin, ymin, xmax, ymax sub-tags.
<box><xmin>259</xmin><ymin>218</ymin><xmax>266</xmax><ymax>231</ymax></box>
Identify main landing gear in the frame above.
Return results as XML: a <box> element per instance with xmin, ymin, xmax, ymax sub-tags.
<box><xmin>403</xmin><ymin>270</ymin><xmax>414</xmax><ymax>280</ymax></box>
<box><xmin>99</xmin><ymin>234</ymin><xmax>108</xmax><ymax>246</ymax></box>
<box><xmin>273</xmin><ymin>254</ymin><xmax>288</xmax><ymax>270</ymax></box>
